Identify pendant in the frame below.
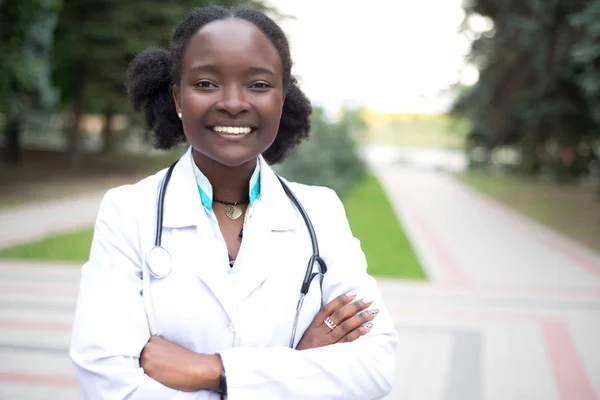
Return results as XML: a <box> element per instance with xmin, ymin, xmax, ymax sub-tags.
<box><xmin>224</xmin><ymin>204</ymin><xmax>243</xmax><ymax>220</ymax></box>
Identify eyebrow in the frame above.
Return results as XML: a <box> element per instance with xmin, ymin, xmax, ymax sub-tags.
<box><xmin>190</xmin><ymin>64</ymin><xmax>276</xmax><ymax>76</ymax></box>
<box><xmin>247</xmin><ymin>66</ymin><xmax>276</xmax><ymax>76</ymax></box>
<box><xmin>190</xmin><ymin>64</ymin><xmax>218</xmax><ymax>73</ymax></box>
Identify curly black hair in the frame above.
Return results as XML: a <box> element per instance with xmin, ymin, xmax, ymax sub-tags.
<box><xmin>126</xmin><ymin>5</ymin><xmax>312</xmax><ymax>164</ymax></box>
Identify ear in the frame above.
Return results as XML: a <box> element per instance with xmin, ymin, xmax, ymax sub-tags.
<box><xmin>172</xmin><ymin>84</ymin><xmax>181</xmax><ymax>113</ymax></box>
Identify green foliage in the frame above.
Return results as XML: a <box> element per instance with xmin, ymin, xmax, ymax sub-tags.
<box><xmin>452</xmin><ymin>0</ymin><xmax>600</xmax><ymax>180</ymax></box>
<box><xmin>0</xmin><ymin>0</ymin><xmax>61</xmax><ymax>123</ymax></box>
<box><xmin>276</xmin><ymin>107</ymin><xmax>367</xmax><ymax>198</ymax></box>
<box><xmin>570</xmin><ymin>0</ymin><xmax>600</xmax><ymax>127</ymax></box>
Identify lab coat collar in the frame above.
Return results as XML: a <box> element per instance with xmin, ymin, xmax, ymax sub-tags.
<box><xmin>162</xmin><ymin>147</ymin><xmax>204</xmax><ymax>229</ymax></box>
<box><xmin>256</xmin><ymin>155</ymin><xmax>299</xmax><ymax>232</ymax></box>
<box><xmin>162</xmin><ymin>147</ymin><xmax>299</xmax><ymax>232</ymax></box>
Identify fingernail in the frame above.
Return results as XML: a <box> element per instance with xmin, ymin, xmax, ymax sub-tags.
<box><xmin>346</xmin><ymin>290</ymin><xmax>358</xmax><ymax>298</ymax></box>
<box><xmin>369</xmin><ymin>309</ymin><xmax>379</xmax><ymax>315</ymax></box>
<box><xmin>364</xmin><ymin>322</ymin><xmax>373</xmax><ymax>329</ymax></box>
<box><xmin>362</xmin><ymin>296</ymin><xmax>375</xmax><ymax>304</ymax></box>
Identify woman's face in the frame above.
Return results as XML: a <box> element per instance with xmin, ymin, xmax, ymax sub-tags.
<box><xmin>173</xmin><ymin>18</ymin><xmax>284</xmax><ymax>168</ymax></box>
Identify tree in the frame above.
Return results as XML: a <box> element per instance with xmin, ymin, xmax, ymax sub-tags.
<box><xmin>0</xmin><ymin>0</ymin><xmax>62</xmax><ymax>165</ymax></box>
<box><xmin>451</xmin><ymin>0</ymin><xmax>600</xmax><ymax>181</ymax></box>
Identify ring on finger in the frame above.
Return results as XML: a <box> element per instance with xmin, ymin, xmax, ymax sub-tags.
<box><xmin>324</xmin><ymin>317</ymin><xmax>337</xmax><ymax>331</ymax></box>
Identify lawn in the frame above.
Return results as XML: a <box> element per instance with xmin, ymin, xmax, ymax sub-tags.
<box><xmin>344</xmin><ymin>174</ymin><xmax>425</xmax><ymax>279</ymax></box>
<box><xmin>459</xmin><ymin>171</ymin><xmax>600</xmax><ymax>253</ymax></box>
<box><xmin>0</xmin><ymin>174</ymin><xmax>426</xmax><ymax>279</ymax></box>
<box><xmin>0</xmin><ymin>228</ymin><xmax>94</xmax><ymax>262</ymax></box>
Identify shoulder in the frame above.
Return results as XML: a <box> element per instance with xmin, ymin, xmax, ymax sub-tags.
<box><xmin>284</xmin><ymin>181</ymin><xmax>341</xmax><ymax>207</ymax></box>
<box><xmin>282</xmin><ymin>180</ymin><xmax>350</xmax><ymax>229</ymax></box>
<box><xmin>278</xmin><ymin>180</ymin><xmax>361</xmax><ymax>268</ymax></box>
<box><xmin>97</xmin><ymin>168</ymin><xmax>168</xmax><ymax>218</ymax></box>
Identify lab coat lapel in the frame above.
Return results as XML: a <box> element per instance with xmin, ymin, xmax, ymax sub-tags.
<box><xmin>234</xmin><ymin>158</ymin><xmax>299</xmax><ymax>302</ymax></box>
<box><xmin>176</xmin><ymin>228</ymin><xmax>237</xmax><ymax>322</ymax></box>
<box><xmin>162</xmin><ymin>147</ymin><xmax>237</xmax><ymax>322</ymax></box>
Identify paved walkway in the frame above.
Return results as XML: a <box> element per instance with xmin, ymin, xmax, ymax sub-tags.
<box><xmin>0</xmin><ymin>261</ymin><xmax>80</xmax><ymax>400</ymax></box>
<box><xmin>0</xmin><ymin>193</ymin><xmax>104</xmax><ymax>250</ymax></box>
<box><xmin>374</xmin><ymin>164</ymin><xmax>600</xmax><ymax>289</ymax></box>
<box><xmin>1</xmin><ymin>147</ymin><xmax>599</xmax><ymax>399</ymax></box>
<box><xmin>369</xmin><ymin>158</ymin><xmax>600</xmax><ymax>400</ymax></box>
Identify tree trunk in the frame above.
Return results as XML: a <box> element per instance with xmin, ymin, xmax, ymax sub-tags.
<box><xmin>101</xmin><ymin>105</ymin><xmax>115</xmax><ymax>153</ymax></box>
<box><xmin>68</xmin><ymin>61</ymin><xmax>87</xmax><ymax>171</ymax></box>
<box><xmin>520</xmin><ymin>139</ymin><xmax>541</xmax><ymax>176</ymax></box>
<box><xmin>3</xmin><ymin>118</ymin><xmax>22</xmax><ymax>165</ymax></box>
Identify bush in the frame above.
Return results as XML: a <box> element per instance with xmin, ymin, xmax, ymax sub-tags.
<box><xmin>275</xmin><ymin>107</ymin><xmax>367</xmax><ymax>198</ymax></box>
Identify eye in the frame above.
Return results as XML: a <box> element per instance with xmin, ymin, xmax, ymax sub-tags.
<box><xmin>250</xmin><ymin>82</ymin><xmax>272</xmax><ymax>90</ymax></box>
<box><xmin>194</xmin><ymin>80</ymin><xmax>217</xmax><ymax>89</ymax></box>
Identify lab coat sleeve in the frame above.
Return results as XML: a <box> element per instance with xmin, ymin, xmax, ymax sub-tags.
<box><xmin>69</xmin><ymin>188</ymin><xmax>180</xmax><ymax>400</ymax></box>
<box><xmin>218</xmin><ymin>188</ymin><xmax>399</xmax><ymax>400</ymax></box>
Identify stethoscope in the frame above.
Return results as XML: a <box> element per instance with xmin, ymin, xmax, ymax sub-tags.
<box><xmin>145</xmin><ymin>160</ymin><xmax>327</xmax><ymax>348</ymax></box>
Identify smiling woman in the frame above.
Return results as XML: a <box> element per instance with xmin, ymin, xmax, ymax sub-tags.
<box><xmin>69</xmin><ymin>5</ymin><xmax>398</xmax><ymax>400</ymax></box>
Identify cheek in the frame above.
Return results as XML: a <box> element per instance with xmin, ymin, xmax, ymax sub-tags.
<box><xmin>180</xmin><ymin>89</ymin><xmax>211</xmax><ymax>115</ymax></box>
<box><xmin>255</xmin><ymin>92</ymin><xmax>284</xmax><ymax>129</ymax></box>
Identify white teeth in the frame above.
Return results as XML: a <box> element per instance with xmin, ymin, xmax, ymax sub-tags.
<box><xmin>213</xmin><ymin>126</ymin><xmax>252</xmax><ymax>135</ymax></box>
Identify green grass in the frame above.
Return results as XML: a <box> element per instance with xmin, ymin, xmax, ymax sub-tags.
<box><xmin>0</xmin><ymin>174</ymin><xmax>426</xmax><ymax>279</ymax></box>
<box><xmin>0</xmin><ymin>228</ymin><xmax>94</xmax><ymax>262</ymax></box>
<box><xmin>345</xmin><ymin>174</ymin><xmax>426</xmax><ymax>279</ymax></box>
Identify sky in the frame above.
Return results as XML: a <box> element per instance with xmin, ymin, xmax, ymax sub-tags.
<box><xmin>266</xmin><ymin>0</ymin><xmax>479</xmax><ymax>114</ymax></box>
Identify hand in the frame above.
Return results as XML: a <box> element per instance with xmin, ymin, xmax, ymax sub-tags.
<box><xmin>140</xmin><ymin>336</ymin><xmax>222</xmax><ymax>392</ymax></box>
<box><xmin>296</xmin><ymin>292</ymin><xmax>378</xmax><ymax>351</ymax></box>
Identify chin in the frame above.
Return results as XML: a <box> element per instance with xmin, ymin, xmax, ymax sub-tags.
<box><xmin>202</xmin><ymin>147</ymin><xmax>261</xmax><ymax>169</ymax></box>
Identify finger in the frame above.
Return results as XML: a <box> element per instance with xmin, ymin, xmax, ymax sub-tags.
<box><xmin>328</xmin><ymin>296</ymin><xmax>374</xmax><ymax>328</ymax></box>
<box><xmin>338</xmin><ymin>322</ymin><xmax>374</xmax><ymax>343</ymax></box>
<box><xmin>330</xmin><ymin>308</ymin><xmax>378</xmax><ymax>342</ymax></box>
<box><xmin>309</xmin><ymin>291</ymin><xmax>357</xmax><ymax>328</ymax></box>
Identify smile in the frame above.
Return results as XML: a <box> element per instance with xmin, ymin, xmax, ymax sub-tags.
<box><xmin>212</xmin><ymin>126</ymin><xmax>253</xmax><ymax>135</ymax></box>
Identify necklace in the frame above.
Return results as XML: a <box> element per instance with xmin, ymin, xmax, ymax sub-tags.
<box><xmin>213</xmin><ymin>198</ymin><xmax>246</xmax><ymax>220</ymax></box>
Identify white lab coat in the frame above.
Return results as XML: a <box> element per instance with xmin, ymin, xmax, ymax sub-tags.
<box><xmin>70</xmin><ymin>147</ymin><xmax>398</xmax><ymax>400</ymax></box>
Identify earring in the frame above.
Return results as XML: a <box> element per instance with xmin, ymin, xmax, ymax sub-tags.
<box><xmin>178</xmin><ymin>112</ymin><xmax>182</xmax><ymax>119</ymax></box>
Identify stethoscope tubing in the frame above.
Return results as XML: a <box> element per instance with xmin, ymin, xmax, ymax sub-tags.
<box><xmin>154</xmin><ymin>161</ymin><xmax>177</xmax><ymax>247</ymax></box>
<box><xmin>147</xmin><ymin>159</ymin><xmax>326</xmax><ymax>348</ymax></box>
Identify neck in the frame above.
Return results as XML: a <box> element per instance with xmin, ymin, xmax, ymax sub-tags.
<box><xmin>192</xmin><ymin>150</ymin><xmax>256</xmax><ymax>203</ymax></box>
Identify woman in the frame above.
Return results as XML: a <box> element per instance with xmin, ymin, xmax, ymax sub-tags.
<box><xmin>70</xmin><ymin>5</ymin><xmax>398</xmax><ymax>399</ymax></box>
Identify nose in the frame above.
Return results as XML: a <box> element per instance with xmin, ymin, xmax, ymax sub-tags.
<box><xmin>216</xmin><ymin>84</ymin><xmax>250</xmax><ymax>116</ymax></box>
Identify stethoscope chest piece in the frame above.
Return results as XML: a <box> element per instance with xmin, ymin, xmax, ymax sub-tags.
<box><xmin>146</xmin><ymin>246</ymin><xmax>172</xmax><ymax>279</ymax></box>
